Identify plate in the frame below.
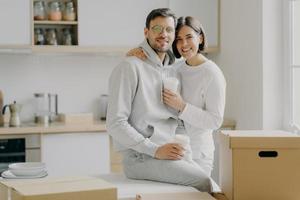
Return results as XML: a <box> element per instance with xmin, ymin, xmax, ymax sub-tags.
<box><xmin>9</xmin><ymin>167</ymin><xmax>46</xmax><ymax>176</ymax></box>
<box><xmin>1</xmin><ymin>170</ymin><xmax>48</xmax><ymax>179</ymax></box>
<box><xmin>8</xmin><ymin>162</ymin><xmax>46</xmax><ymax>176</ymax></box>
<box><xmin>9</xmin><ymin>162</ymin><xmax>46</xmax><ymax>170</ymax></box>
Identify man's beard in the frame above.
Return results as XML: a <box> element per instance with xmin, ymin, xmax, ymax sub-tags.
<box><xmin>147</xmin><ymin>38</ymin><xmax>171</xmax><ymax>53</ymax></box>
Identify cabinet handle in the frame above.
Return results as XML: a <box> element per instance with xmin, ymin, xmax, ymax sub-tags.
<box><xmin>0</xmin><ymin>145</ymin><xmax>5</xmax><ymax>150</ymax></box>
<box><xmin>258</xmin><ymin>151</ymin><xmax>278</xmax><ymax>158</ymax></box>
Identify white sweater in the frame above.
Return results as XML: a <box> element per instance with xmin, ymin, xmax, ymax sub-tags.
<box><xmin>107</xmin><ymin>40</ymin><xmax>178</xmax><ymax>157</ymax></box>
<box><xmin>177</xmin><ymin>60</ymin><xmax>226</xmax><ymax>159</ymax></box>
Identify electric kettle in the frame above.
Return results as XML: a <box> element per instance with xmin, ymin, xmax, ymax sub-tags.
<box><xmin>2</xmin><ymin>101</ymin><xmax>22</xmax><ymax>127</ymax></box>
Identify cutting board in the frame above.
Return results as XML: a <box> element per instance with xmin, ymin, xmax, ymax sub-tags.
<box><xmin>58</xmin><ymin>113</ymin><xmax>94</xmax><ymax>125</ymax></box>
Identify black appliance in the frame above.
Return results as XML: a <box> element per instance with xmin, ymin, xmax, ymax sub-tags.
<box><xmin>0</xmin><ymin>138</ymin><xmax>25</xmax><ymax>174</ymax></box>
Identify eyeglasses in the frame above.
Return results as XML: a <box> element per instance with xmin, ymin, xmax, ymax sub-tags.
<box><xmin>151</xmin><ymin>25</ymin><xmax>174</xmax><ymax>34</ymax></box>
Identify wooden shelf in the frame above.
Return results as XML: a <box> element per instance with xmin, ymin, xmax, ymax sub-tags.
<box><xmin>34</xmin><ymin>20</ymin><xmax>78</xmax><ymax>25</ymax></box>
<box><xmin>0</xmin><ymin>45</ymin><xmax>32</xmax><ymax>54</ymax></box>
<box><xmin>31</xmin><ymin>45</ymin><xmax>131</xmax><ymax>55</ymax></box>
<box><xmin>0</xmin><ymin>45</ymin><xmax>219</xmax><ymax>55</ymax></box>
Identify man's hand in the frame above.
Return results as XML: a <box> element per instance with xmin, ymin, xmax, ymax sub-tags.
<box><xmin>126</xmin><ymin>47</ymin><xmax>147</xmax><ymax>60</ymax></box>
<box><xmin>154</xmin><ymin>143</ymin><xmax>185</xmax><ymax>160</ymax></box>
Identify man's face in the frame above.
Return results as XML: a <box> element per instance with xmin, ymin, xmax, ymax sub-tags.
<box><xmin>144</xmin><ymin>16</ymin><xmax>175</xmax><ymax>53</ymax></box>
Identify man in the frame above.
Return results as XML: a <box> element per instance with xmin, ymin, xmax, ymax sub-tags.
<box><xmin>107</xmin><ymin>8</ymin><xmax>211</xmax><ymax>192</ymax></box>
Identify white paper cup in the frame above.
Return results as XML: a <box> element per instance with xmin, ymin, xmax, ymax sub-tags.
<box><xmin>163</xmin><ymin>77</ymin><xmax>179</xmax><ymax>93</ymax></box>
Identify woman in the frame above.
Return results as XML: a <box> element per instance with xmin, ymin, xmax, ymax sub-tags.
<box><xmin>128</xmin><ymin>16</ymin><xmax>226</xmax><ymax>177</ymax></box>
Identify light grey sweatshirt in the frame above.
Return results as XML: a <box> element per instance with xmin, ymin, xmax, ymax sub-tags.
<box><xmin>107</xmin><ymin>40</ymin><xmax>178</xmax><ymax>157</ymax></box>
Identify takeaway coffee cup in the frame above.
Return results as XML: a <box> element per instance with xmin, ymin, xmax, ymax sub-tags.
<box><xmin>163</xmin><ymin>77</ymin><xmax>179</xmax><ymax>93</ymax></box>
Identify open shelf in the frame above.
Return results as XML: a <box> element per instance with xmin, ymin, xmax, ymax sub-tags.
<box><xmin>32</xmin><ymin>0</ymin><xmax>78</xmax><ymax>46</ymax></box>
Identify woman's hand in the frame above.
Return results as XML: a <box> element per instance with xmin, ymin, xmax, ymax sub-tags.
<box><xmin>126</xmin><ymin>47</ymin><xmax>147</xmax><ymax>60</ymax></box>
<box><xmin>163</xmin><ymin>89</ymin><xmax>186</xmax><ymax>112</ymax></box>
<box><xmin>154</xmin><ymin>143</ymin><xmax>184</xmax><ymax>160</ymax></box>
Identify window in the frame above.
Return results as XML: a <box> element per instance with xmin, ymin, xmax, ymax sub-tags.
<box><xmin>287</xmin><ymin>0</ymin><xmax>300</xmax><ymax>131</ymax></box>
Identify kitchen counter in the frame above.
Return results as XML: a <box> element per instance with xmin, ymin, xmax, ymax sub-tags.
<box><xmin>0</xmin><ymin>118</ymin><xmax>236</xmax><ymax>135</ymax></box>
<box><xmin>0</xmin><ymin>120</ymin><xmax>110</xmax><ymax>176</ymax></box>
<box><xmin>0</xmin><ymin>120</ymin><xmax>106</xmax><ymax>135</ymax></box>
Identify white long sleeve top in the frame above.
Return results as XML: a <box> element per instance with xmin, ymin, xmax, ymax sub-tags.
<box><xmin>107</xmin><ymin>40</ymin><xmax>178</xmax><ymax>157</ymax></box>
<box><xmin>177</xmin><ymin>60</ymin><xmax>226</xmax><ymax>159</ymax></box>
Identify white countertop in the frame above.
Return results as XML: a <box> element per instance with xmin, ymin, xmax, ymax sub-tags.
<box><xmin>0</xmin><ymin>120</ymin><xmax>106</xmax><ymax>135</ymax></box>
<box><xmin>0</xmin><ymin>118</ymin><xmax>236</xmax><ymax>135</ymax></box>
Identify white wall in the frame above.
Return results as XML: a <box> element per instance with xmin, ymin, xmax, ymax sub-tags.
<box><xmin>0</xmin><ymin>54</ymin><xmax>122</xmax><ymax>122</ymax></box>
<box><xmin>212</xmin><ymin>0</ymin><xmax>283</xmax><ymax>130</ymax></box>
<box><xmin>262</xmin><ymin>0</ymin><xmax>283</xmax><ymax>129</ymax></box>
<box><xmin>213</xmin><ymin>0</ymin><xmax>264</xmax><ymax>129</ymax></box>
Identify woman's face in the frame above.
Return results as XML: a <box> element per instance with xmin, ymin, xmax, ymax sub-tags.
<box><xmin>176</xmin><ymin>25</ymin><xmax>202</xmax><ymax>60</ymax></box>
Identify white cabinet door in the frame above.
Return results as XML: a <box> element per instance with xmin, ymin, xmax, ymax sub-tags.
<box><xmin>25</xmin><ymin>134</ymin><xmax>41</xmax><ymax>162</ymax></box>
<box><xmin>78</xmin><ymin>0</ymin><xmax>168</xmax><ymax>46</ymax></box>
<box><xmin>41</xmin><ymin>132</ymin><xmax>110</xmax><ymax>176</ymax></box>
<box><xmin>0</xmin><ymin>0</ymin><xmax>30</xmax><ymax>45</ymax></box>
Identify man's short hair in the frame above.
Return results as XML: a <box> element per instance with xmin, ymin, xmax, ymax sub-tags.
<box><xmin>145</xmin><ymin>8</ymin><xmax>176</xmax><ymax>29</ymax></box>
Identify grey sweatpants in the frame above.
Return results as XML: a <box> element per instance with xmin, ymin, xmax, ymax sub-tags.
<box><xmin>121</xmin><ymin>149</ymin><xmax>212</xmax><ymax>192</ymax></box>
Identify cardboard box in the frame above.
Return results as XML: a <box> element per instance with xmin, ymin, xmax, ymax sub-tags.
<box><xmin>0</xmin><ymin>176</ymin><xmax>117</xmax><ymax>200</ymax></box>
<box><xmin>219</xmin><ymin>130</ymin><xmax>300</xmax><ymax>200</ymax></box>
<box><xmin>136</xmin><ymin>191</ymin><xmax>216</xmax><ymax>200</ymax></box>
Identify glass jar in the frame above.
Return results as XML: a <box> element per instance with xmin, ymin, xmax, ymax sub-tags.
<box><xmin>62</xmin><ymin>28</ymin><xmax>73</xmax><ymax>45</ymax></box>
<box><xmin>63</xmin><ymin>1</ymin><xmax>76</xmax><ymax>21</ymax></box>
<box><xmin>34</xmin><ymin>1</ymin><xmax>46</xmax><ymax>20</ymax></box>
<box><xmin>46</xmin><ymin>28</ymin><xmax>58</xmax><ymax>45</ymax></box>
<box><xmin>34</xmin><ymin>28</ymin><xmax>45</xmax><ymax>45</ymax></box>
<box><xmin>48</xmin><ymin>1</ymin><xmax>62</xmax><ymax>21</ymax></box>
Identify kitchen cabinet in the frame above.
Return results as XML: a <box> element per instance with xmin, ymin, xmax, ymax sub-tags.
<box><xmin>0</xmin><ymin>0</ymin><xmax>30</xmax><ymax>46</ymax></box>
<box><xmin>41</xmin><ymin>131</ymin><xmax>110</xmax><ymax>176</ymax></box>
<box><xmin>25</xmin><ymin>134</ymin><xmax>41</xmax><ymax>162</ymax></box>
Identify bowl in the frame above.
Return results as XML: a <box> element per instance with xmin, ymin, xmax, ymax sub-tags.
<box><xmin>9</xmin><ymin>162</ymin><xmax>46</xmax><ymax>176</ymax></box>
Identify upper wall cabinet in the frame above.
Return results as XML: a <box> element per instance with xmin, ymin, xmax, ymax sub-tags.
<box><xmin>0</xmin><ymin>0</ymin><xmax>30</xmax><ymax>45</ymax></box>
<box><xmin>78</xmin><ymin>0</ymin><xmax>219</xmax><ymax>52</ymax></box>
